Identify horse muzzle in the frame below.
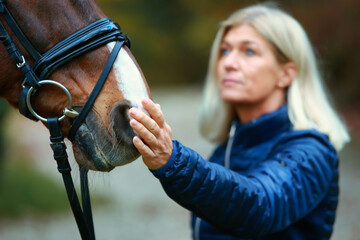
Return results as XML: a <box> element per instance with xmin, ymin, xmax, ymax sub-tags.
<box><xmin>71</xmin><ymin>100</ymin><xmax>142</xmax><ymax>172</ymax></box>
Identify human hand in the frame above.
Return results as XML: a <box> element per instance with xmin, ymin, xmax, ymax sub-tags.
<box><xmin>129</xmin><ymin>98</ymin><xmax>173</xmax><ymax>170</ymax></box>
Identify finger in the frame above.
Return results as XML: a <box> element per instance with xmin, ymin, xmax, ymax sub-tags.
<box><xmin>129</xmin><ymin>108</ymin><xmax>161</xmax><ymax>137</ymax></box>
<box><xmin>130</xmin><ymin>118</ymin><xmax>158</xmax><ymax>147</ymax></box>
<box><xmin>133</xmin><ymin>136</ymin><xmax>155</xmax><ymax>158</ymax></box>
<box><xmin>142</xmin><ymin>98</ymin><xmax>165</xmax><ymax>127</ymax></box>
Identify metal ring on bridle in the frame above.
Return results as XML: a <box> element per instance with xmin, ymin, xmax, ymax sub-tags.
<box><xmin>26</xmin><ymin>80</ymin><xmax>73</xmax><ymax>122</ymax></box>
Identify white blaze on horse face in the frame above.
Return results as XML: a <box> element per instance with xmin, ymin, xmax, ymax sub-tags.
<box><xmin>107</xmin><ymin>42</ymin><xmax>149</xmax><ymax>112</ymax></box>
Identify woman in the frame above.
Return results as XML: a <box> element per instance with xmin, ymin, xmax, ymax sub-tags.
<box><xmin>129</xmin><ymin>3</ymin><xmax>350</xmax><ymax>239</ymax></box>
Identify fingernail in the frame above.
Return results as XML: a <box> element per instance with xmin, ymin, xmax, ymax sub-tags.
<box><xmin>129</xmin><ymin>108</ymin><xmax>137</xmax><ymax>116</ymax></box>
<box><xmin>143</xmin><ymin>98</ymin><xmax>150</xmax><ymax>105</ymax></box>
<box><xmin>130</xmin><ymin>119</ymin><xmax>138</xmax><ymax>126</ymax></box>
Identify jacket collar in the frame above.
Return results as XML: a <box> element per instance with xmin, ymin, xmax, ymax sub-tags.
<box><xmin>233</xmin><ymin>104</ymin><xmax>292</xmax><ymax>148</ymax></box>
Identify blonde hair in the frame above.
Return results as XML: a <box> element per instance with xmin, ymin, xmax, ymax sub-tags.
<box><xmin>199</xmin><ymin>3</ymin><xmax>350</xmax><ymax>151</ymax></box>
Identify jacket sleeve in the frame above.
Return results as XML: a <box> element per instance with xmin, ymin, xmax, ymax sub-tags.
<box><xmin>150</xmin><ymin>135</ymin><xmax>338</xmax><ymax>237</ymax></box>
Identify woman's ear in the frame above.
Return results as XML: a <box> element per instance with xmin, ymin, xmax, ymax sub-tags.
<box><xmin>278</xmin><ymin>62</ymin><xmax>297</xmax><ymax>88</ymax></box>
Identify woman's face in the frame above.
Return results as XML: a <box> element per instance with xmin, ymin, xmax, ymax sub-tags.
<box><xmin>217</xmin><ymin>24</ymin><xmax>288</xmax><ymax>108</ymax></box>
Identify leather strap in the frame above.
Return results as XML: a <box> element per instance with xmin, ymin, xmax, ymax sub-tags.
<box><xmin>32</xmin><ymin>18</ymin><xmax>129</xmax><ymax>80</ymax></box>
<box><xmin>0</xmin><ymin>20</ymin><xmax>40</xmax><ymax>88</ymax></box>
<box><xmin>80</xmin><ymin>168</ymin><xmax>95</xmax><ymax>240</ymax></box>
<box><xmin>0</xmin><ymin>0</ymin><xmax>42</xmax><ymax>60</ymax></box>
<box><xmin>67</xmin><ymin>40</ymin><xmax>123</xmax><ymax>141</ymax></box>
<box><xmin>18</xmin><ymin>85</ymin><xmax>39</xmax><ymax>121</ymax></box>
<box><xmin>48</xmin><ymin>117</ymin><xmax>94</xmax><ymax>240</ymax></box>
<box><xmin>0</xmin><ymin>17</ymin><xmax>40</xmax><ymax>120</ymax></box>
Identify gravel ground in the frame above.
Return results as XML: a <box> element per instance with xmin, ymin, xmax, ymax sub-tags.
<box><xmin>0</xmin><ymin>86</ymin><xmax>359</xmax><ymax>240</ymax></box>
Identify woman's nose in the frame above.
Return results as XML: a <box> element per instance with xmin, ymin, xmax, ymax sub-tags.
<box><xmin>223</xmin><ymin>51</ymin><xmax>239</xmax><ymax>71</ymax></box>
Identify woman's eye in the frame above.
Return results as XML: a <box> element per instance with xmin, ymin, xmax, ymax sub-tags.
<box><xmin>245</xmin><ymin>48</ymin><xmax>255</xmax><ymax>56</ymax></box>
<box><xmin>220</xmin><ymin>48</ymin><xmax>230</xmax><ymax>56</ymax></box>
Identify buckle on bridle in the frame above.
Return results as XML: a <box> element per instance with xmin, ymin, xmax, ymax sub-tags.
<box><xmin>50</xmin><ymin>140</ymin><xmax>66</xmax><ymax>148</ymax></box>
<box><xmin>16</xmin><ymin>55</ymin><xmax>25</xmax><ymax>68</ymax></box>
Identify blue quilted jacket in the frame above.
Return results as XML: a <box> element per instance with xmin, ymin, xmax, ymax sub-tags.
<box><xmin>151</xmin><ymin>105</ymin><xmax>339</xmax><ymax>239</ymax></box>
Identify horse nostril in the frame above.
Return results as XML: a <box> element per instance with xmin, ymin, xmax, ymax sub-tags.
<box><xmin>109</xmin><ymin>101</ymin><xmax>135</xmax><ymax>144</ymax></box>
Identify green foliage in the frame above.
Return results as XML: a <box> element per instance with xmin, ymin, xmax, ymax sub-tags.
<box><xmin>0</xmin><ymin>155</ymin><xmax>69</xmax><ymax>218</ymax></box>
<box><xmin>0</xmin><ymin>153</ymin><xmax>109</xmax><ymax>219</ymax></box>
<box><xmin>0</xmin><ymin>99</ymin><xmax>9</xmax><ymax>161</ymax></box>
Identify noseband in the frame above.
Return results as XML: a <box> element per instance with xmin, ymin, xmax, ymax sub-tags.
<box><xmin>0</xmin><ymin>1</ymin><xmax>130</xmax><ymax>239</ymax></box>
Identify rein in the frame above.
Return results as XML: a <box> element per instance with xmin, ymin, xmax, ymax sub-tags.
<box><xmin>0</xmin><ymin>1</ymin><xmax>130</xmax><ymax>239</ymax></box>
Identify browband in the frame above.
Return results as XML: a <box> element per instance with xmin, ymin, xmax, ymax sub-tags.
<box><xmin>32</xmin><ymin>18</ymin><xmax>130</xmax><ymax>80</ymax></box>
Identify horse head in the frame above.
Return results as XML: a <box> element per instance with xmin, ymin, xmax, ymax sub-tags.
<box><xmin>0</xmin><ymin>0</ymin><xmax>151</xmax><ymax>172</ymax></box>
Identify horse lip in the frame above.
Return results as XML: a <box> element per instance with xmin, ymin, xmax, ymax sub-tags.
<box><xmin>71</xmin><ymin>104</ymin><xmax>141</xmax><ymax>172</ymax></box>
<box><xmin>74</xmin><ymin>123</ymin><xmax>115</xmax><ymax>172</ymax></box>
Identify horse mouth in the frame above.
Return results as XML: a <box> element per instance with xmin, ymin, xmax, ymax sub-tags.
<box><xmin>71</xmin><ymin>101</ymin><xmax>140</xmax><ymax>172</ymax></box>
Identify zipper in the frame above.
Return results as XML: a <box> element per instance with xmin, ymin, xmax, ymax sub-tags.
<box><xmin>194</xmin><ymin>122</ymin><xmax>236</xmax><ymax>240</ymax></box>
<box><xmin>224</xmin><ymin>122</ymin><xmax>236</xmax><ymax>169</ymax></box>
<box><xmin>194</xmin><ymin>217</ymin><xmax>201</xmax><ymax>240</ymax></box>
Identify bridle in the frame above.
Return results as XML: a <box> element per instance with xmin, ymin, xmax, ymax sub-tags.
<box><xmin>0</xmin><ymin>1</ymin><xmax>131</xmax><ymax>239</ymax></box>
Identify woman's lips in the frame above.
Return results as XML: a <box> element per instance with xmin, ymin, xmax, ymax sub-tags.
<box><xmin>222</xmin><ymin>78</ymin><xmax>243</xmax><ymax>86</ymax></box>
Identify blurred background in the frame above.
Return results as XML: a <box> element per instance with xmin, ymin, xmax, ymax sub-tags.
<box><xmin>0</xmin><ymin>0</ymin><xmax>359</xmax><ymax>239</ymax></box>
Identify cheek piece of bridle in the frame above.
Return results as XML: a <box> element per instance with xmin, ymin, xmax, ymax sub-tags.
<box><xmin>0</xmin><ymin>2</ymin><xmax>131</xmax><ymax>240</ymax></box>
